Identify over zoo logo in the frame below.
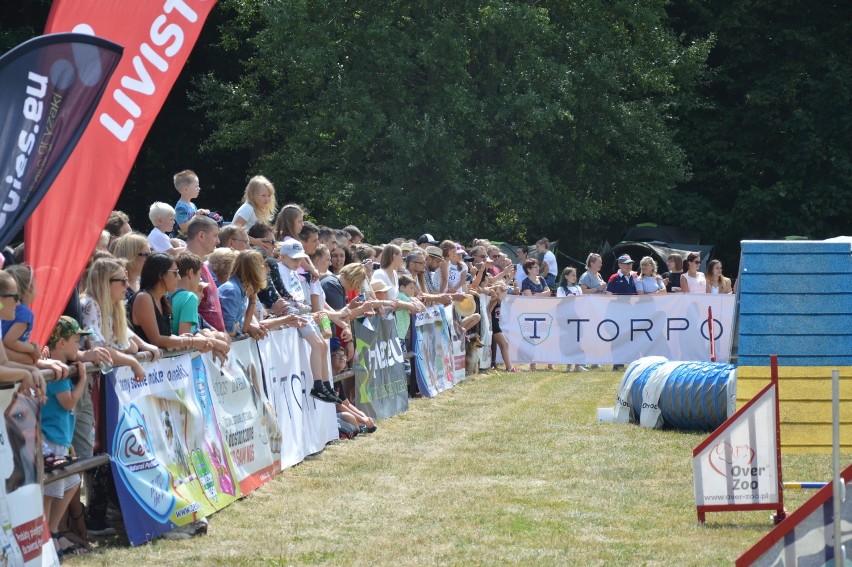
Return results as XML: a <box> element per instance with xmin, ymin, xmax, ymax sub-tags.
<box><xmin>518</xmin><ymin>313</ymin><xmax>553</xmax><ymax>346</ymax></box>
<box><xmin>708</xmin><ymin>441</ymin><xmax>767</xmax><ymax>490</ymax></box>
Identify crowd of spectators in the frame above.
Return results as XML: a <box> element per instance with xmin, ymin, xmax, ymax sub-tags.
<box><xmin>0</xmin><ymin>169</ymin><xmax>735</xmax><ymax>555</ymax></box>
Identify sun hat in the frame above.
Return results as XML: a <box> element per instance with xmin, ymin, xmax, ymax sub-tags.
<box><xmin>454</xmin><ymin>294</ymin><xmax>476</xmax><ymax>317</ymax></box>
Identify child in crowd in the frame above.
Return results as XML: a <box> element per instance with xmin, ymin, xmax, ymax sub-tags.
<box><xmin>556</xmin><ymin>267</ymin><xmax>587</xmax><ymax>372</ymax></box>
<box><xmin>171</xmin><ymin>252</ymin><xmax>230</xmax><ymax>362</ymax></box>
<box><xmin>2</xmin><ymin>265</ymin><xmax>40</xmax><ymax>365</ymax></box>
<box><xmin>396</xmin><ymin>275</ymin><xmax>425</xmax><ymax>379</ymax></box>
<box><xmin>173</xmin><ymin>170</ymin><xmax>210</xmax><ymax>238</ymax></box>
<box><xmin>330</xmin><ymin>337</ymin><xmax>377</xmax><ymax>437</ymax></box>
<box><xmin>148</xmin><ymin>202</ymin><xmax>182</xmax><ymax>256</ymax></box>
<box><xmin>0</xmin><ymin>270</ymin><xmax>46</xmax><ymax>397</ymax></box>
<box><xmin>233</xmin><ymin>175</ymin><xmax>277</xmax><ymax>245</ymax></box>
<box><xmin>275</xmin><ymin>241</ymin><xmax>341</xmax><ymax>404</ymax></box>
<box><xmin>43</xmin><ymin>316</ymin><xmax>93</xmax><ymax>557</ymax></box>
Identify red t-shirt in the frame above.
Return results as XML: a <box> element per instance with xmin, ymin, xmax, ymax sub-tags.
<box><xmin>198</xmin><ymin>263</ymin><xmax>225</xmax><ymax>332</ymax></box>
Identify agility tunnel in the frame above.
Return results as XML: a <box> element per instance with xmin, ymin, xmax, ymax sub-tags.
<box><xmin>613</xmin><ymin>356</ymin><xmax>737</xmax><ymax>431</ymax></box>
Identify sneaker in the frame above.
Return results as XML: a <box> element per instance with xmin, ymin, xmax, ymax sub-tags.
<box><xmin>85</xmin><ymin>518</ymin><xmax>117</xmax><ymax>537</ymax></box>
<box><xmin>565</xmin><ymin>366</ymin><xmax>574</xmax><ymax>373</ymax></box>
<box><xmin>575</xmin><ymin>366</ymin><xmax>589</xmax><ymax>372</ymax></box>
<box><xmin>192</xmin><ymin>517</ymin><xmax>208</xmax><ymax>536</ymax></box>
<box><xmin>366</xmin><ymin>425</ymin><xmax>377</xmax><ymax>433</ymax></box>
<box><xmin>310</xmin><ymin>386</ymin><xmax>342</xmax><ymax>404</ymax></box>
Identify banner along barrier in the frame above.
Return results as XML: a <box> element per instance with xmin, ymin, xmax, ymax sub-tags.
<box><xmin>255</xmin><ymin>328</ymin><xmax>337</xmax><ymax>470</ymax></box>
<box><xmin>500</xmin><ymin>294</ymin><xmax>736</xmax><ymax>365</ymax></box>
<box><xmin>444</xmin><ymin>304</ymin><xmax>467</xmax><ymax>384</ymax></box>
<box><xmin>412</xmin><ymin>304</ymin><xmax>457</xmax><ymax>398</ymax></box>
<box><xmin>107</xmin><ymin>354</ymin><xmax>241</xmax><ymax>545</ymax></box>
<box><xmin>352</xmin><ymin>315</ymin><xmax>409</xmax><ymax>420</ymax></box>
<box><xmin>0</xmin><ymin>386</ymin><xmax>59</xmax><ymax>566</ymax></box>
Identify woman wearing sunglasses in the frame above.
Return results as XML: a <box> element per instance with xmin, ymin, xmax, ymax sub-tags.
<box><xmin>110</xmin><ymin>232</ymin><xmax>151</xmax><ymax>299</ymax></box>
<box><xmin>679</xmin><ymin>252</ymin><xmax>707</xmax><ymax>293</ymax></box>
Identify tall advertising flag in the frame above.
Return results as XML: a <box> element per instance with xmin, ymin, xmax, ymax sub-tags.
<box><xmin>0</xmin><ymin>33</ymin><xmax>121</xmax><ymax>249</ymax></box>
<box><xmin>26</xmin><ymin>0</ymin><xmax>218</xmax><ymax>346</ymax></box>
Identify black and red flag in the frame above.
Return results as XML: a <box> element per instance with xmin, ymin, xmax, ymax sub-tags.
<box><xmin>0</xmin><ymin>33</ymin><xmax>122</xmax><ymax>249</ymax></box>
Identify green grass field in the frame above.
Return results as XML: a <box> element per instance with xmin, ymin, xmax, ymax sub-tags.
<box><xmin>70</xmin><ymin>368</ymin><xmax>841</xmax><ymax>566</ymax></box>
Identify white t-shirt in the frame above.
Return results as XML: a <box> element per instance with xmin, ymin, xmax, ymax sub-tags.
<box><xmin>148</xmin><ymin>227</ymin><xmax>172</xmax><ymax>253</ymax></box>
<box><xmin>541</xmin><ymin>250</ymin><xmax>557</xmax><ymax>277</ymax></box>
<box><xmin>556</xmin><ymin>285</ymin><xmax>582</xmax><ymax>297</ymax></box>
<box><xmin>233</xmin><ymin>202</ymin><xmax>259</xmax><ymax>229</ymax></box>
<box><xmin>372</xmin><ymin>268</ymin><xmax>399</xmax><ymax>300</ymax></box>
<box><xmin>514</xmin><ymin>263</ymin><xmax>528</xmax><ymax>286</ymax></box>
<box><xmin>447</xmin><ymin>264</ymin><xmax>465</xmax><ymax>292</ymax></box>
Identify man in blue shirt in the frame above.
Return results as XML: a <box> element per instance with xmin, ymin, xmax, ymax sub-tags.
<box><xmin>606</xmin><ymin>254</ymin><xmax>638</xmax><ymax>295</ymax></box>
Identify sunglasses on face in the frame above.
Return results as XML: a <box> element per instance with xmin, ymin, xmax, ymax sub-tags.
<box><xmin>110</xmin><ymin>277</ymin><xmax>129</xmax><ymax>284</ymax></box>
<box><xmin>138</xmin><ymin>252</ymin><xmax>151</xmax><ymax>257</ymax></box>
<box><xmin>0</xmin><ymin>293</ymin><xmax>20</xmax><ymax>302</ymax></box>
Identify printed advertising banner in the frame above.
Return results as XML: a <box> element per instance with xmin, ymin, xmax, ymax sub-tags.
<box><xmin>478</xmin><ymin>295</ymin><xmax>493</xmax><ymax>370</ymax></box>
<box><xmin>256</xmin><ymin>328</ymin><xmax>337</xmax><ymax>470</ymax></box>
<box><xmin>107</xmin><ymin>354</ymin><xmax>240</xmax><ymax>546</ymax></box>
<box><xmin>443</xmin><ymin>305</ymin><xmax>467</xmax><ymax>383</ymax></box>
<box><xmin>0</xmin><ymin>386</ymin><xmax>58</xmax><ymax>566</ymax></box>
<box><xmin>500</xmin><ymin>294</ymin><xmax>736</xmax><ymax>364</ymax></box>
<box><xmin>0</xmin><ymin>33</ymin><xmax>121</xmax><ymax>250</ymax></box>
<box><xmin>352</xmin><ymin>315</ymin><xmax>408</xmax><ymax>420</ymax></box>
<box><xmin>412</xmin><ymin>305</ymin><xmax>456</xmax><ymax>398</ymax></box>
<box><xmin>201</xmin><ymin>340</ymin><xmax>280</xmax><ymax>495</ymax></box>
<box><xmin>28</xmin><ymin>0</ymin><xmax>217</xmax><ymax>346</ymax></box>
<box><xmin>693</xmin><ymin>383</ymin><xmax>780</xmax><ymax>508</ymax></box>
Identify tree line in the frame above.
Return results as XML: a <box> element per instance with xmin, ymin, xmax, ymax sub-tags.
<box><xmin>2</xmin><ymin>0</ymin><xmax>849</xmax><ymax>273</ymax></box>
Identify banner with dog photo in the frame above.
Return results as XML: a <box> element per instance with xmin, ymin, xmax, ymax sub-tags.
<box><xmin>106</xmin><ymin>354</ymin><xmax>241</xmax><ymax>546</ymax></box>
<box><xmin>255</xmin><ymin>328</ymin><xmax>338</xmax><ymax>470</ymax></box>
<box><xmin>352</xmin><ymin>315</ymin><xmax>409</xmax><ymax>420</ymax></box>
<box><xmin>200</xmin><ymin>339</ymin><xmax>281</xmax><ymax>495</ymax></box>
<box><xmin>443</xmin><ymin>304</ymin><xmax>467</xmax><ymax>383</ymax></box>
<box><xmin>0</xmin><ymin>385</ymin><xmax>59</xmax><ymax>566</ymax></box>
<box><xmin>412</xmin><ymin>304</ymin><xmax>456</xmax><ymax>398</ymax></box>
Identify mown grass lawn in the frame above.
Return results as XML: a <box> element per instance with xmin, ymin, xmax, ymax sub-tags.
<box><xmin>71</xmin><ymin>369</ymin><xmax>841</xmax><ymax>566</ymax></box>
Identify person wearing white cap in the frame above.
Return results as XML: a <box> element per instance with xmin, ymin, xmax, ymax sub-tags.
<box><xmin>277</xmin><ymin>240</ymin><xmax>343</xmax><ymax>404</ymax></box>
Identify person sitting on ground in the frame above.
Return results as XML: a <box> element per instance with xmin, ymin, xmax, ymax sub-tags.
<box><xmin>173</xmin><ymin>169</ymin><xmax>211</xmax><ymax>238</ymax></box>
<box><xmin>43</xmin><ymin>316</ymin><xmax>93</xmax><ymax>558</ymax></box>
<box><xmin>330</xmin><ymin>338</ymin><xmax>377</xmax><ymax>435</ymax></box>
<box><xmin>147</xmin><ymin>202</ymin><xmax>181</xmax><ymax>255</ymax></box>
<box><xmin>218</xmin><ymin>224</ymin><xmax>250</xmax><ymax>251</ymax></box>
<box><xmin>232</xmin><ymin>175</ymin><xmax>277</xmax><ymax>246</ymax></box>
<box><xmin>705</xmin><ymin>259</ymin><xmax>733</xmax><ymax>294</ymax></box>
<box><xmin>636</xmin><ymin>256</ymin><xmax>666</xmax><ymax>295</ymax></box>
<box><xmin>679</xmin><ymin>252</ymin><xmax>707</xmax><ymax>293</ymax></box>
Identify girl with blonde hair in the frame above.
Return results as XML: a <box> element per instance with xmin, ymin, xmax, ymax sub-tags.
<box><xmin>233</xmin><ymin>175</ymin><xmax>277</xmax><ymax>246</ymax></box>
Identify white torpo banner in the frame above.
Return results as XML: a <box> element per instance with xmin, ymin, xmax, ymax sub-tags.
<box><xmin>499</xmin><ymin>294</ymin><xmax>735</xmax><ymax>364</ymax></box>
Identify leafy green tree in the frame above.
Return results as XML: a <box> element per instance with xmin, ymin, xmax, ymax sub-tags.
<box><xmin>667</xmin><ymin>0</ymin><xmax>852</xmax><ymax>263</ymax></box>
<box><xmin>197</xmin><ymin>0</ymin><xmax>709</xmax><ymax>246</ymax></box>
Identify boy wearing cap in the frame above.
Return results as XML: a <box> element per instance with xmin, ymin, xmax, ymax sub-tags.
<box><xmin>606</xmin><ymin>255</ymin><xmax>638</xmax><ymax>295</ymax></box>
<box><xmin>44</xmin><ymin>316</ymin><xmax>92</xmax><ymax>555</ymax></box>
<box><xmin>278</xmin><ymin>240</ymin><xmax>342</xmax><ymax>404</ymax></box>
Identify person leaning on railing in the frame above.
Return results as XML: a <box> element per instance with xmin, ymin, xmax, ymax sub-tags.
<box><xmin>0</xmin><ymin>270</ymin><xmax>46</xmax><ymax>401</ymax></box>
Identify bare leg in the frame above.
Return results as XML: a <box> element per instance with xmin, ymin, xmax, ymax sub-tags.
<box><xmin>492</xmin><ymin>332</ymin><xmax>515</xmax><ymax>371</ymax></box>
<box><xmin>460</xmin><ymin>313</ymin><xmax>481</xmax><ymax>331</ymax></box>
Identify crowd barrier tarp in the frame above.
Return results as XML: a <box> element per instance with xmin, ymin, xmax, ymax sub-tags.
<box><xmin>413</xmin><ymin>305</ymin><xmax>456</xmax><ymax>398</ymax></box>
<box><xmin>201</xmin><ymin>339</ymin><xmax>280</xmax><ymax>495</ymax></box>
<box><xmin>478</xmin><ymin>296</ymin><xmax>493</xmax><ymax>370</ymax></box>
<box><xmin>256</xmin><ymin>328</ymin><xmax>337</xmax><ymax>470</ymax></box>
<box><xmin>0</xmin><ymin>387</ymin><xmax>58</xmax><ymax>566</ymax></box>
<box><xmin>444</xmin><ymin>305</ymin><xmax>467</xmax><ymax>383</ymax></box>
<box><xmin>107</xmin><ymin>355</ymin><xmax>241</xmax><ymax>546</ymax></box>
<box><xmin>352</xmin><ymin>315</ymin><xmax>408</xmax><ymax>420</ymax></box>
<box><xmin>500</xmin><ymin>294</ymin><xmax>736</xmax><ymax>364</ymax></box>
